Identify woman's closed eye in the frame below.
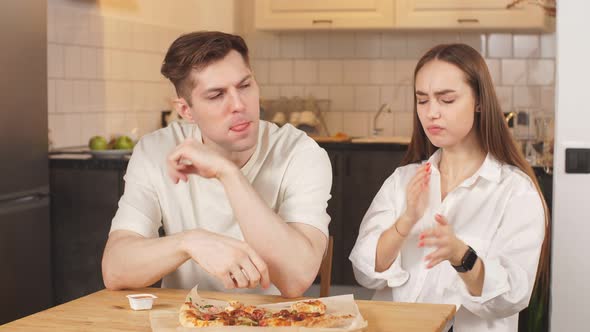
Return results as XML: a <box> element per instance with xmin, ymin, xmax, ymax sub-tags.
<box><xmin>441</xmin><ymin>99</ymin><xmax>455</xmax><ymax>104</ymax></box>
<box><xmin>417</xmin><ymin>99</ymin><xmax>429</xmax><ymax>105</ymax></box>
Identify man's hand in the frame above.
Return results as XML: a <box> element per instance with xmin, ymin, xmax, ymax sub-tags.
<box><xmin>182</xmin><ymin>229</ymin><xmax>271</xmax><ymax>289</ymax></box>
<box><xmin>167</xmin><ymin>138</ymin><xmax>237</xmax><ymax>183</ymax></box>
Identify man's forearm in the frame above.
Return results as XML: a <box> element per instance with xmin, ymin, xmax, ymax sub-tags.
<box><xmin>102</xmin><ymin>230</ymin><xmax>190</xmax><ymax>290</ymax></box>
<box><xmin>219</xmin><ymin>168</ymin><xmax>325</xmax><ymax>297</ymax></box>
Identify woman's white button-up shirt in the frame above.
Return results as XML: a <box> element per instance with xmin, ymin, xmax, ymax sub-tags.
<box><xmin>349</xmin><ymin>149</ymin><xmax>545</xmax><ymax>332</ymax></box>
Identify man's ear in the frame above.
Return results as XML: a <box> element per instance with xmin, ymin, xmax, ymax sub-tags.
<box><xmin>173</xmin><ymin>98</ymin><xmax>195</xmax><ymax>123</ymax></box>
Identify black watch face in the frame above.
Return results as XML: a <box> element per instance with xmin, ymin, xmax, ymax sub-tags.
<box><xmin>463</xmin><ymin>247</ymin><xmax>478</xmax><ymax>271</ymax></box>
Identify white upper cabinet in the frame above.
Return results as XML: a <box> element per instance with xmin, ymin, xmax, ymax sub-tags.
<box><xmin>396</xmin><ymin>0</ymin><xmax>554</xmax><ymax>31</ymax></box>
<box><xmin>255</xmin><ymin>0</ymin><xmax>395</xmax><ymax>30</ymax></box>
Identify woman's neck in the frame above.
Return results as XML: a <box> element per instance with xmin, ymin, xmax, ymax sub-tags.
<box><xmin>438</xmin><ymin>129</ymin><xmax>486</xmax><ymax>194</ymax></box>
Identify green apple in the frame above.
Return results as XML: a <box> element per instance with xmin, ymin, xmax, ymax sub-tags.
<box><xmin>114</xmin><ymin>135</ymin><xmax>135</xmax><ymax>150</ymax></box>
<box><xmin>88</xmin><ymin>136</ymin><xmax>108</xmax><ymax>150</ymax></box>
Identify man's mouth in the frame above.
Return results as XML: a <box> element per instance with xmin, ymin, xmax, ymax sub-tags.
<box><xmin>230</xmin><ymin>121</ymin><xmax>251</xmax><ymax>132</ymax></box>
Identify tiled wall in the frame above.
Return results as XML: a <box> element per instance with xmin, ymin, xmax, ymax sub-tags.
<box><xmin>47</xmin><ymin>1</ymin><xmax>187</xmax><ymax>148</ymax></box>
<box><xmin>245</xmin><ymin>31</ymin><xmax>556</xmax><ymax>138</ymax></box>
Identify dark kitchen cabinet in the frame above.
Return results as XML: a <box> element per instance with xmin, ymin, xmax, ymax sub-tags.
<box><xmin>322</xmin><ymin>144</ymin><xmax>407</xmax><ymax>286</ymax></box>
<box><xmin>50</xmin><ymin>158</ymin><xmax>126</xmax><ymax>304</ymax></box>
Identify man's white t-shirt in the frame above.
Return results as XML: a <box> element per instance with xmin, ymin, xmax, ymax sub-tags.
<box><xmin>109</xmin><ymin>120</ymin><xmax>332</xmax><ymax>294</ymax></box>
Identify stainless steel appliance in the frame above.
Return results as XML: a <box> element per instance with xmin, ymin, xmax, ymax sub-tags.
<box><xmin>0</xmin><ymin>0</ymin><xmax>53</xmax><ymax>324</ymax></box>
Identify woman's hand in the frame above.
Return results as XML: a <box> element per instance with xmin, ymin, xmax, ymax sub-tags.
<box><xmin>401</xmin><ymin>162</ymin><xmax>431</xmax><ymax>225</ymax></box>
<box><xmin>419</xmin><ymin>214</ymin><xmax>468</xmax><ymax>269</ymax></box>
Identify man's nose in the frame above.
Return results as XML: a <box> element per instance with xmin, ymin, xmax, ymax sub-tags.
<box><xmin>228</xmin><ymin>89</ymin><xmax>246</xmax><ymax>112</ymax></box>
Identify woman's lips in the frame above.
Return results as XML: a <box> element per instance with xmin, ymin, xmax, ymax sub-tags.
<box><xmin>427</xmin><ymin>126</ymin><xmax>444</xmax><ymax>135</ymax></box>
<box><xmin>230</xmin><ymin>121</ymin><xmax>251</xmax><ymax>133</ymax></box>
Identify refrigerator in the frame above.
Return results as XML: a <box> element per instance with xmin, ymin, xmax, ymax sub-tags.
<box><xmin>0</xmin><ymin>0</ymin><xmax>53</xmax><ymax>324</ymax></box>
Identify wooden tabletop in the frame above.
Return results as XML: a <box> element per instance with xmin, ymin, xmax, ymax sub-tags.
<box><xmin>0</xmin><ymin>288</ymin><xmax>455</xmax><ymax>331</ymax></box>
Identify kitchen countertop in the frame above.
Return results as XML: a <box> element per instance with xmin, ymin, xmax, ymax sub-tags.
<box><xmin>0</xmin><ymin>287</ymin><xmax>455</xmax><ymax>332</ymax></box>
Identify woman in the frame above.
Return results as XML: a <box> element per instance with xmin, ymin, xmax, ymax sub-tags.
<box><xmin>349</xmin><ymin>44</ymin><xmax>549</xmax><ymax>332</ymax></box>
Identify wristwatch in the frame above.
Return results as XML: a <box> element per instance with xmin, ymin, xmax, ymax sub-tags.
<box><xmin>452</xmin><ymin>246</ymin><xmax>478</xmax><ymax>273</ymax></box>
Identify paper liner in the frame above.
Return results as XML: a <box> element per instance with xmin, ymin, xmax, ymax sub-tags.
<box><xmin>149</xmin><ymin>285</ymin><xmax>368</xmax><ymax>331</ymax></box>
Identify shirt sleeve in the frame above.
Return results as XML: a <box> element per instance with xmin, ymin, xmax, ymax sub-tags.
<box><xmin>349</xmin><ymin>174</ymin><xmax>410</xmax><ymax>290</ymax></box>
<box><xmin>456</xmin><ymin>188</ymin><xmax>546</xmax><ymax>320</ymax></box>
<box><xmin>277</xmin><ymin>145</ymin><xmax>332</xmax><ymax>238</ymax></box>
<box><xmin>109</xmin><ymin>140</ymin><xmax>163</xmax><ymax>238</ymax></box>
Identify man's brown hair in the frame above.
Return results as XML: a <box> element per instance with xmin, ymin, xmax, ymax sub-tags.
<box><xmin>161</xmin><ymin>31</ymin><xmax>250</xmax><ymax>106</ymax></box>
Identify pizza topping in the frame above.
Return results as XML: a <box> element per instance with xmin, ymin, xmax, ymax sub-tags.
<box><xmin>180</xmin><ymin>299</ymin><xmax>351</xmax><ymax>328</ymax></box>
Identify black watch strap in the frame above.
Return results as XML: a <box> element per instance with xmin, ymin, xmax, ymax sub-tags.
<box><xmin>452</xmin><ymin>246</ymin><xmax>478</xmax><ymax>273</ymax></box>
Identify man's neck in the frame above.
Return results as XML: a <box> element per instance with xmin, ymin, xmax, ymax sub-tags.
<box><xmin>202</xmin><ymin>137</ymin><xmax>257</xmax><ymax>169</ymax></box>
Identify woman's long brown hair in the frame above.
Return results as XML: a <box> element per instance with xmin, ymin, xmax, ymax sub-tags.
<box><xmin>401</xmin><ymin>43</ymin><xmax>550</xmax><ymax>302</ymax></box>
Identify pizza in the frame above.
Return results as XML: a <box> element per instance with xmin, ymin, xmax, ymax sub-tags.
<box><xmin>179</xmin><ymin>299</ymin><xmax>353</xmax><ymax>328</ymax></box>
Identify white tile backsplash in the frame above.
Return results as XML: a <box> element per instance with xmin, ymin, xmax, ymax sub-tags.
<box><xmin>251</xmin><ymin>60</ymin><xmax>270</xmax><ymax>85</ymax></box>
<box><xmin>49</xmin><ymin>2</ymin><xmax>556</xmax><ymax>148</ymax></box>
<box><xmin>280</xmin><ymin>33</ymin><xmax>305</xmax><ymax>59</ymax></box>
<box><xmin>329</xmin><ymin>33</ymin><xmax>355</xmax><ymax>58</ymax></box>
<box><xmin>513</xmin><ymin>34</ymin><xmax>540</xmax><ymax>58</ymax></box>
<box><xmin>394</xmin><ymin>112</ymin><xmax>414</xmax><ymax>137</ymax></box>
<box><xmin>47</xmin><ymin>44</ymin><xmax>64</xmax><ymax>78</ymax></box>
<box><xmin>527</xmin><ymin>59</ymin><xmax>555</xmax><ymax>85</ymax></box>
<box><xmin>342</xmin><ymin>60</ymin><xmax>370</xmax><ymax>85</ymax></box>
<box><xmin>304</xmin><ymin>32</ymin><xmax>330</xmax><ymax>59</ymax></box>
<box><xmin>318</xmin><ymin>60</ymin><xmax>343</xmax><ymax>84</ymax></box>
<box><xmin>381</xmin><ymin>32</ymin><xmax>407</xmax><ymax>58</ymax></box>
<box><xmin>47</xmin><ymin>80</ymin><xmax>56</xmax><ymax>114</ymax></box>
<box><xmin>513</xmin><ymin>86</ymin><xmax>541</xmax><ymax>108</ymax></box>
<box><xmin>355</xmin><ymin>86</ymin><xmax>380</xmax><ymax>112</ymax></box>
<box><xmin>329</xmin><ymin>86</ymin><xmax>355</xmax><ymax>112</ymax></box>
<box><xmin>394</xmin><ymin>60</ymin><xmax>417</xmax><ymax>85</ymax></box>
<box><xmin>279</xmin><ymin>85</ymin><xmax>305</xmax><ymax>98</ymax></box>
<box><xmin>355</xmin><ymin>32</ymin><xmax>381</xmax><ymax>58</ymax></box>
<box><xmin>487</xmin><ymin>34</ymin><xmax>512</xmax><ymax>58</ymax></box>
<box><xmin>369</xmin><ymin>60</ymin><xmax>395</xmax><ymax>85</ymax></box>
<box><xmin>485</xmin><ymin>59</ymin><xmax>501</xmax><ymax>85</ymax></box>
<box><xmin>502</xmin><ymin>59</ymin><xmax>527</xmax><ymax>86</ymax></box>
<box><xmin>369</xmin><ymin>111</ymin><xmax>394</xmax><ymax>136</ymax></box>
<box><xmin>342</xmin><ymin>112</ymin><xmax>369</xmax><ymax>137</ymax></box>
<box><xmin>64</xmin><ymin>46</ymin><xmax>82</xmax><ymax>78</ymax></box>
<box><xmin>294</xmin><ymin>60</ymin><xmax>318</xmax><ymax>84</ymax></box>
<box><xmin>495</xmin><ymin>86</ymin><xmax>513</xmax><ymax>112</ymax></box>
<box><xmin>381</xmin><ymin>86</ymin><xmax>409</xmax><ymax>112</ymax></box>
<box><xmin>269</xmin><ymin>60</ymin><xmax>293</xmax><ymax>84</ymax></box>
<box><xmin>540</xmin><ymin>86</ymin><xmax>555</xmax><ymax>112</ymax></box>
<box><xmin>322</xmin><ymin>111</ymin><xmax>343</xmax><ymax>136</ymax></box>
<box><xmin>541</xmin><ymin>33</ymin><xmax>556</xmax><ymax>58</ymax></box>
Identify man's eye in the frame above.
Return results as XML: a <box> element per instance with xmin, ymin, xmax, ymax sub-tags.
<box><xmin>240</xmin><ymin>83</ymin><xmax>251</xmax><ymax>89</ymax></box>
<box><xmin>208</xmin><ymin>93</ymin><xmax>223</xmax><ymax>100</ymax></box>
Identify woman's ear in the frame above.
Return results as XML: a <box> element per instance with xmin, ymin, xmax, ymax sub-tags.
<box><xmin>475</xmin><ymin>104</ymin><xmax>482</xmax><ymax>113</ymax></box>
<box><xmin>173</xmin><ymin>98</ymin><xmax>195</xmax><ymax>123</ymax></box>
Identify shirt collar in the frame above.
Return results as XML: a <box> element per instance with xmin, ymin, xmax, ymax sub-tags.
<box><xmin>425</xmin><ymin>149</ymin><xmax>502</xmax><ymax>185</ymax></box>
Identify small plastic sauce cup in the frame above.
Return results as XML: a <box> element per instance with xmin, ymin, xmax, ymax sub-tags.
<box><xmin>126</xmin><ymin>293</ymin><xmax>158</xmax><ymax>310</ymax></box>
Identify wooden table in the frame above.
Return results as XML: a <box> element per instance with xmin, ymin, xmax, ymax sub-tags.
<box><xmin>0</xmin><ymin>288</ymin><xmax>455</xmax><ymax>331</ymax></box>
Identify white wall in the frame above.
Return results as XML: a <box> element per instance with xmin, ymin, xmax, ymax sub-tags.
<box><xmin>48</xmin><ymin>0</ymin><xmax>235</xmax><ymax>148</ymax></box>
<box><xmin>551</xmin><ymin>1</ymin><xmax>590</xmax><ymax>330</ymax></box>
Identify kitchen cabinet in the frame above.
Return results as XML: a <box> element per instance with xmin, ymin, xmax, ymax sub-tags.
<box><xmin>255</xmin><ymin>0</ymin><xmax>395</xmax><ymax>30</ymax></box>
<box><xmin>323</xmin><ymin>144</ymin><xmax>407</xmax><ymax>285</ymax></box>
<box><xmin>396</xmin><ymin>0</ymin><xmax>554</xmax><ymax>31</ymax></box>
<box><xmin>50</xmin><ymin>159</ymin><xmax>126</xmax><ymax>304</ymax></box>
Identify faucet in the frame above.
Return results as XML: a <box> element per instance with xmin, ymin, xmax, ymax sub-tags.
<box><xmin>372</xmin><ymin>103</ymin><xmax>392</xmax><ymax>136</ymax></box>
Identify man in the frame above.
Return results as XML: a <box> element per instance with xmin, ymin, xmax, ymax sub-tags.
<box><xmin>101</xmin><ymin>31</ymin><xmax>332</xmax><ymax>298</ymax></box>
